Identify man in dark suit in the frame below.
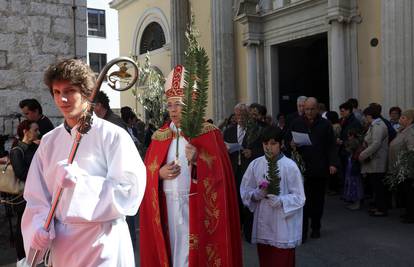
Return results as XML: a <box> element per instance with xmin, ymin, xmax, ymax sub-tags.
<box><xmin>290</xmin><ymin>97</ymin><xmax>339</xmax><ymax>240</ymax></box>
<box><xmin>223</xmin><ymin>103</ymin><xmax>264</xmax><ymax>242</ymax></box>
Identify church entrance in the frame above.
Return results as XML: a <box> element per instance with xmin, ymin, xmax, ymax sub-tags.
<box><xmin>277</xmin><ymin>33</ymin><xmax>329</xmax><ymax>114</ymax></box>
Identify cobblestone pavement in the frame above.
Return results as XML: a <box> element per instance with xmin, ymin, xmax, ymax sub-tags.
<box><xmin>1</xmin><ymin>196</ymin><xmax>413</xmax><ymax>266</ymax></box>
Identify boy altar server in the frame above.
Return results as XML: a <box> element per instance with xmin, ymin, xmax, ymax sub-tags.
<box><xmin>240</xmin><ymin>126</ymin><xmax>305</xmax><ymax>267</ymax></box>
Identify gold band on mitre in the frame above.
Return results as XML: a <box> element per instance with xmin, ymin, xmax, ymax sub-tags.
<box><xmin>165</xmin><ymin>65</ymin><xmax>185</xmax><ymax>99</ymax></box>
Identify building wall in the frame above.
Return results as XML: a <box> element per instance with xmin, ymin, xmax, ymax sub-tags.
<box><xmin>189</xmin><ymin>0</ymin><xmax>214</xmax><ymax>120</ymax></box>
<box><xmin>87</xmin><ymin>0</ymin><xmax>120</xmax><ymax>109</ymax></box>
<box><xmin>114</xmin><ymin>0</ymin><xmax>215</xmax><ymax>120</ymax></box>
<box><xmin>234</xmin><ymin>20</ymin><xmax>248</xmax><ymax>103</ymax></box>
<box><xmin>357</xmin><ymin>0</ymin><xmax>382</xmax><ymax>108</ymax></box>
<box><xmin>0</xmin><ymin>0</ymin><xmax>87</xmax><ymax>136</ymax></box>
<box><xmin>115</xmin><ymin>0</ymin><xmax>171</xmax><ymax>118</ymax></box>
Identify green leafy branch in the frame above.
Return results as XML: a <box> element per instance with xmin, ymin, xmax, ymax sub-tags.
<box><xmin>181</xmin><ymin>15</ymin><xmax>209</xmax><ymax>139</ymax></box>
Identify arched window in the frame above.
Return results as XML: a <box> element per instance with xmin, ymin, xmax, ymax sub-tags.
<box><xmin>139</xmin><ymin>22</ymin><xmax>166</xmax><ymax>54</ymax></box>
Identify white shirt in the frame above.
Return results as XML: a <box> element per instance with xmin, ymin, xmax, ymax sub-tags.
<box><xmin>22</xmin><ymin>116</ymin><xmax>146</xmax><ymax>266</ymax></box>
<box><xmin>163</xmin><ymin>122</ymin><xmax>191</xmax><ymax>267</ymax></box>
<box><xmin>240</xmin><ymin>155</ymin><xmax>305</xmax><ymax>248</ymax></box>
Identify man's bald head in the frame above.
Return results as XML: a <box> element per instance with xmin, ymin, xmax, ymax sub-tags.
<box><xmin>304</xmin><ymin>97</ymin><xmax>319</xmax><ymax>121</ymax></box>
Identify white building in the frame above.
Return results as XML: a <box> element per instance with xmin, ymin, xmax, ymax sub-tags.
<box><xmin>87</xmin><ymin>0</ymin><xmax>121</xmax><ymax>109</ymax></box>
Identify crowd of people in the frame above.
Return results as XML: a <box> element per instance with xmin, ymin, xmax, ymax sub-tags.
<box><xmin>0</xmin><ymin>58</ymin><xmax>413</xmax><ymax>267</ymax></box>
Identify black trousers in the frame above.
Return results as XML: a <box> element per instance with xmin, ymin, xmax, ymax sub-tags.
<box><xmin>403</xmin><ymin>180</ymin><xmax>414</xmax><ymax>220</ymax></box>
<box><xmin>367</xmin><ymin>173</ymin><xmax>388</xmax><ymax>212</ymax></box>
<box><xmin>15</xmin><ymin>201</ymin><xmax>26</xmax><ymax>260</ymax></box>
<box><xmin>303</xmin><ymin>177</ymin><xmax>327</xmax><ymax>235</ymax></box>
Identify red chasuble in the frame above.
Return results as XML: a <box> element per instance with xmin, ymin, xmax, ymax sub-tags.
<box><xmin>140</xmin><ymin>122</ymin><xmax>242</xmax><ymax>267</ymax></box>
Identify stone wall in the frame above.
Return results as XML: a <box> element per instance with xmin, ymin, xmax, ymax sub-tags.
<box><xmin>0</xmin><ymin>0</ymin><xmax>86</xmax><ymax>136</ymax></box>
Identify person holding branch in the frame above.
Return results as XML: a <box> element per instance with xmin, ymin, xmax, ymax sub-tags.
<box><xmin>140</xmin><ymin>24</ymin><xmax>242</xmax><ymax>266</ymax></box>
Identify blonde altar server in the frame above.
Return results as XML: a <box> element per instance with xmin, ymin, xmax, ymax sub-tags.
<box><xmin>21</xmin><ymin>59</ymin><xmax>146</xmax><ymax>266</ymax></box>
<box><xmin>240</xmin><ymin>126</ymin><xmax>305</xmax><ymax>267</ymax></box>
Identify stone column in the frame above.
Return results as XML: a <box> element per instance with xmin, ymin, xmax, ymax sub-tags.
<box><xmin>246</xmin><ymin>41</ymin><xmax>259</xmax><ymax>104</ymax></box>
<box><xmin>382</xmin><ymin>0</ymin><xmax>414</xmax><ymax>112</ymax></box>
<box><xmin>170</xmin><ymin>0</ymin><xmax>188</xmax><ymax>67</ymax></box>
<box><xmin>329</xmin><ymin>20</ymin><xmax>347</xmax><ymax>111</ymax></box>
<box><xmin>211</xmin><ymin>0</ymin><xmax>236</xmax><ymax>122</ymax></box>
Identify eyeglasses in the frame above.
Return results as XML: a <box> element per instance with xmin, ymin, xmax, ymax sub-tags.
<box><xmin>166</xmin><ymin>102</ymin><xmax>183</xmax><ymax>110</ymax></box>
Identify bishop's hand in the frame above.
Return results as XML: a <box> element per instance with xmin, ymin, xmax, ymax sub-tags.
<box><xmin>185</xmin><ymin>144</ymin><xmax>198</xmax><ymax>164</ymax></box>
<box><xmin>159</xmin><ymin>161</ymin><xmax>181</xmax><ymax>180</ymax></box>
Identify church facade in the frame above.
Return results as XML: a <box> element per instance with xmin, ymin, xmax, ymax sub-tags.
<box><xmin>111</xmin><ymin>0</ymin><xmax>414</xmax><ymax>122</ymax></box>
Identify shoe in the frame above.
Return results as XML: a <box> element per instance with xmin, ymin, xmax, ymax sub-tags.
<box><xmin>346</xmin><ymin>201</ymin><xmax>360</xmax><ymax>210</ymax></box>
<box><xmin>369</xmin><ymin>211</ymin><xmax>388</xmax><ymax>217</ymax></box>
<box><xmin>310</xmin><ymin>231</ymin><xmax>320</xmax><ymax>239</ymax></box>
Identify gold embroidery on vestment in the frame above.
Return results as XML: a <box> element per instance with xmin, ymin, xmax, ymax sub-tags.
<box><xmin>148</xmin><ymin>156</ymin><xmax>159</xmax><ymax>178</ymax></box>
<box><xmin>206</xmin><ymin>244</ymin><xmax>221</xmax><ymax>267</ymax></box>
<box><xmin>189</xmin><ymin>234</ymin><xmax>199</xmax><ymax>250</ymax></box>
<box><xmin>199</xmin><ymin>149</ymin><xmax>216</xmax><ymax>170</ymax></box>
<box><xmin>152</xmin><ymin>128</ymin><xmax>173</xmax><ymax>141</ymax></box>
<box><xmin>203</xmin><ymin>178</ymin><xmax>220</xmax><ymax>235</ymax></box>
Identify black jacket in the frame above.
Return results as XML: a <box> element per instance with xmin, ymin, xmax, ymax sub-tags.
<box><xmin>290</xmin><ymin>115</ymin><xmax>339</xmax><ymax>178</ymax></box>
<box><xmin>223</xmin><ymin>124</ymin><xmax>264</xmax><ymax>180</ymax></box>
<box><xmin>340</xmin><ymin>113</ymin><xmax>362</xmax><ymax>142</ymax></box>
<box><xmin>9</xmin><ymin>142</ymin><xmax>37</xmax><ymax>182</ymax></box>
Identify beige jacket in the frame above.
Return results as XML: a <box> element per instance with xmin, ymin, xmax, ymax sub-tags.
<box><xmin>360</xmin><ymin>118</ymin><xmax>389</xmax><ymax>173</ymax></box>
<box><xmin>388</xmin><ymin>124</ymin><xmax>414</xmax><ymax>170</ymax></box>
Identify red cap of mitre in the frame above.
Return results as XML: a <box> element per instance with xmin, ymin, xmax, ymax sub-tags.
<box><xmin>164</xmin><ymin>65</ymin><xmax>185</xmax><ymax>99</ymax></box>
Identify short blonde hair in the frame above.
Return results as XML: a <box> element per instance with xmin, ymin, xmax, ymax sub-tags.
<box><xmin>401</xmin><ymin>109</ymin><xmax>414</xmax><ymax>122</ymax></box>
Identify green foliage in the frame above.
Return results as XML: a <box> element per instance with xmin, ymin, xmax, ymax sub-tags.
<box><xmin>180</xmin><ymin>15</ymin><xmax>209</xmax><ymax>139</ymax></box>
<box><xmin>385</xmin><ymin>150</ymin><xmax>414</xmax><ymax>190</ymax></box>
<box><xmin>132</xmin><ymin>53</ymin><xmax>166</xmax><ymax>128</ymax></box>
<box><xmin>265</xmin><ymin>152</ymin><xmax>281</xmax><ymax>195</ymax></box>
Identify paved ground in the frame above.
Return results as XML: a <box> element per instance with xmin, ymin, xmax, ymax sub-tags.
<box><xmin>1</xmin><ymin>195</ymin><xmax>413</xmax><ymax>266</ymax></box>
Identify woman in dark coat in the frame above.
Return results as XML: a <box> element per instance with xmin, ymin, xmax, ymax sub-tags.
<box><xmin>9</xmin><ymin>120</ymin><xmax>39</xmax><ymax>261</ymax></box>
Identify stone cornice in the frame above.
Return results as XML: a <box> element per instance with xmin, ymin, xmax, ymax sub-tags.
<box><xmin>109</xmin><ymin>0</ymin><xmax>135</xmax><ymax>10</ymax></box>
<box><xmin>234</xmin><ymin>0</ymin><xmax>258</xmax><ymax>18</ymax></box>
<box><xmin>326</xmin><ymin>0</ymin><xmax>361</xmax><ymax>24</ymax></box>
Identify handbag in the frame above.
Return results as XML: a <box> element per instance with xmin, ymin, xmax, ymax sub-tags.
<box><xmin>0</xmin><ymin>149</ymin><xmax>25</xmax><ymax>195</ymax></box>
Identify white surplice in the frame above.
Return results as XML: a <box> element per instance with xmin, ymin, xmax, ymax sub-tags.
<box><xmin>163</xmin><ymin>122</ymin><xmax>191</xmax><ymax>267</ymax></box>
<box><xmin>240</xmin><ymin>155</ymin><xmax>305</xmax><ymax>248</ymax></box>
<box><xmin>21</xmin><ymin>116</ymin><xmax>146</xmax><ymax>266</ymax></box>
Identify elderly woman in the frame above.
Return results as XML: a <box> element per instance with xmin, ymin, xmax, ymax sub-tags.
<box><xmin>388</xmin><ymin>109</ymin><xmax>414</xmax><ymax>223</ymax></box>
<box><xmin>359</xmin><ymin>105</ymin><xmax>389</xmax><ymax>217</ymax></box>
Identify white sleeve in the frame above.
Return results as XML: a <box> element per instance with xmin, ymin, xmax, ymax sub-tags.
<box><xmin>240</xmin><ymin>161</ymin><xmax>259</xmax><ymax>212</ymax></box>
<box><xmin>61</xmin><ymin>130</ymin><xmax>146</xmax><ymax>221</ymax></box>
<box><xmin>279</xmin><ymin>162</ymin><xmax>306</xmax><ymax>215</ymax></box>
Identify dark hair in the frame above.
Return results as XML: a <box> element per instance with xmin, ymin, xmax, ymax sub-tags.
<box><xmin>389</xmin><ymin>106</ymin><xmax>402</xmax><ymax>116</ymax></box>
<box><xmin>16</xmin><ymin>120</ymin><xmax>33</xmax><ymax>141</ymax></box>
<box><xmin>363</xmin><ymin>105</ymin><xmax>381</xmax><ymax>119</ymax></box>
<box><xmin>120</xmin><ymin>106</ymin><xmax>136</xmax><ymax>123</ymax></box>
<box><xmin>261</xmin><ymin>126</ymin><xmax>283</xmax><ymax>143</ymax></box>
<box><xmin>19</xmin><ymin>99</ymin><xmax>43</xmax><ymax>115</ymax></box>
<box><xmin>44</xmin><ymin>59</ymin><xmax>96</xmax><ymax>97</ymax></box>
<box><xmin>339</xmin><ymin>102</ymin><xmax>353</xmax><ymax>111</ymax></box>
<box><xmin>250</xmin><ymin>103</ymin><xmax>267</xmax><ymax>117</ymax></box>
<box><xmin>347</xmin><ymin>98</ymin><xmax>359</xmax><ymax>109</ymax></box>
<box><xmin>369</xmin><ymin>103</ymin><xmax>382</xmax><ymax>114</ymax></box>
<box><xmin>276</xmin><ymin>113</ymin><xmax>285</xmax><ymax>120</ymax></box>
<box><xmin>326</xmin><ymin>111</ymin><xmax>339</xmax><ymax>124</ymax></box>
<box><xmin>95</xmin><ymin>91</ymin><xmax>110</xmax><ymax>110</ymax></box>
